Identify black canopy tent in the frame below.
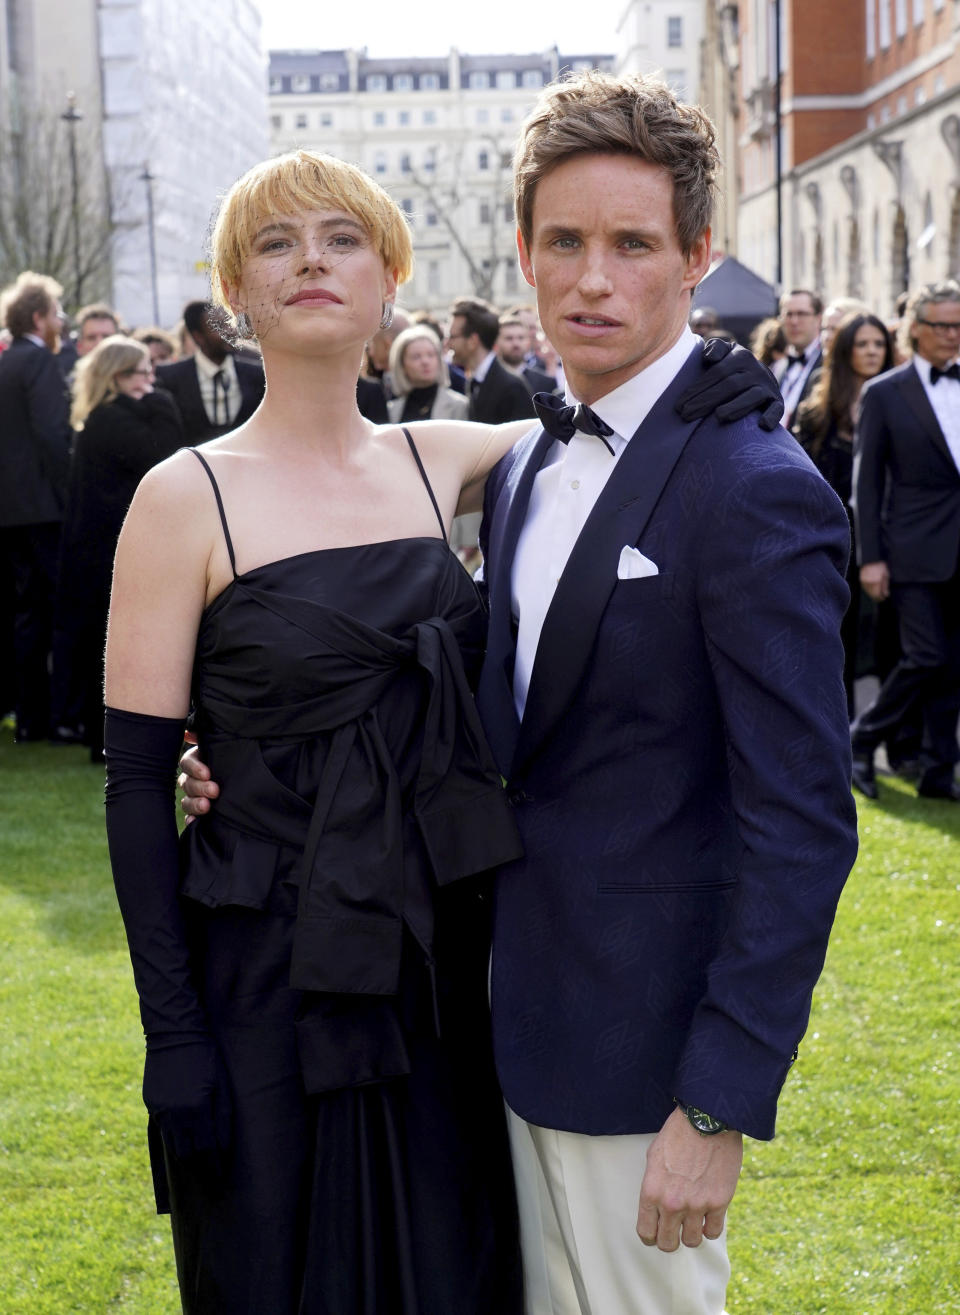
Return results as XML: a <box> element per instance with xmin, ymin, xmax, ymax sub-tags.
<box><xmin>691</xmin><ymin>256</ymin><xmax>778</xmax><ymax>345</ymax></box>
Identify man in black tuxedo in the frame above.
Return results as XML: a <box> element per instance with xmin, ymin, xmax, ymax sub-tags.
<box><xmin>446</xmin><ymin>296</ymin><xmax>535</xmax><ymax>424</ymax></box>
<box><xmin>772</xmin><ymin>288</ymin><xmax>823</xmax><ymax>428</ymax></box>
<box><xmin>0</xmin><ymin>271</ymin><xmax>71</xmax><ymax>740</ymax></box>
<box><xmin>852</xmin><ymin>280</ymin><xmax>960</xmax><ymax>800</ymax></box>
<box><xmin>155</xmin><ymin>301</ymin><xmax>264</xmax><ymax>443</ymax></box>
<box><xmin>496</xmin><ymin>314</ymin><xmax>558</xmax><ymax>396</ymax></box>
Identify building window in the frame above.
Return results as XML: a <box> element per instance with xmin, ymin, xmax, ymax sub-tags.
<box><xmin>521</xmin><ymin>69</ymin><xmax>542</xmax><ymax>88</ymax></box>
<box><xmin>666</xmin><ymin>70</ymin><xmax>687</xmax><ymax>100</ymax></box>
<box><xmin>500</xmin><ymin>152</ymin><xmax>512</xmax><ymax>169</ymax></box>
<box><xmin>872</xmin><ymin>208</ymin><xmax>880</xmax><ymax>263</ymax></box>
<box><xmin>879</xmin><ymin>0</ymin><xmax>891</xmax><ymax>47</ymax></box>
<box><xmin>269</xmin><ymin>75</ymin><xmax>284</xmax><ymax>94</ymax></box>
<box><xmin>913</xmin><ymin>0</ymin><xmax>924</xmax><ymax>18</ymax></box>
<box><xmin>399</xmin><ymin>110</ymin><xmax>410</xmax><ymax>125</ymax></box>
<box><xmin>270</xmin><ymin>113</ymin><xmax>282</xmax><ymax>130</ymax></box>
<box><xmin>866</xmin><ymin>0</ymin><xmax>876</xmax><ymax>58</ymax></box>
<box><xmin>503</xmin><ymin>201</ymin><xmax>514</xmax><ymax>223</ymax></box>
<box><xmin>374</xmin><ymin>152</ymin><xmax>388</xmax><ymax>175</ymax></box>
<box><xmin>423</xmin><ymin>109</ymin><xmax>436</xmax><ymax>125</ymax></box>
<box><xmin>426</xmin><ymin>210</ymin><xmax>438</xmax><ymax>227</ymax></box>
<box><xmin>667</xmin><ymin>16</ymin><xmax>683</xmax><ymax>46</ymax></box>
<box><xmin>476</xmin><ymin>107</ymin><xmax>489</xmax><ymax>124</ymax></box>
<box><xmin>394</xmin><ymin>73</ymin><xmax>414</xmax><ymax>92</ymax></box>
<box><xmin>478</xmin><ymin>150</ymin><xmax>489</xmax><ymax>170</ymax></box>
<box><xmin>295</xmin><ymin>113</ymin><xmax>308</xmax><ymax>129</ymax></box>
<box><xmin>292</xmin><ymin>75</ymin><xmax>311</xmax><ymax>93</ymax></box>
<box><xmin>497</xmin><ymin>70</ymin><xmax>515</xmax><ymax>90</ymax></box>
<box><xmin>423</xmin><ymin>151</ymin><xmax>436</xmax><ymax>172</ymax></box>
<box><xmin>374</xmin><ymin>110</ymin><xmax>386</xmax><ymax>126</ymax></box>
<box><xmin>421</xmin><ymin>72</ymin><xmax>440</xmax><ymax>90</ymax></box>
<box><xmin>935</xmin><ymin>73</ymin><xmax>946</xmax><ymax>92</ymax></box>
<box><xmin>469</xmin><ymin>71</ymin><xmax>489</xmax><ymax>89</ymax></box>
<box><xmin>505</xmin><ymin>261</ymin><xmax>519</xmax><ymax>292</ymax></box>
<box><xmin>501</xmin><ymin>107</ymin><xmax>513</xmax><ymax>123</ymax></box>
<box><xmin>480</xmin><ymin>201</ymin><xmax>492</xmax><ymax>224</ymax></box>
<box><xmin>915</xmin><ymin>84</ymin><xmax>926</xmax><ymax>104</ymax></box>
<box><xmin>320</xmin><ymin>73</ymin><xmax>340</xmax><ymax>91</ymax></box>
<box><xmin>320</xmin><ymin>112</ymin><xmax>333</xmax><ymax>127</ymax></box>
<box><xmin>895</xmin><ymin>0</ymin><xmax>907</xmax><ymax>33</ymax></box>
<box><xmin>428</xmin><ymin>261</ymin><xmax>441</xmax><ymax>294</ymax></box>
<box><xmin>401</xmin><ymin>197</ymin><xmax>413</xmax><ymax>216</ymax></box>
<box><xmin>367</xmin><ymin>73</ymin><xmax>387</xmax><ymax>92</ymax></box>
<box><xmin>400</xmin><ymin>153</ymin><xmax>412</xmax><ymax>173</ymax></box>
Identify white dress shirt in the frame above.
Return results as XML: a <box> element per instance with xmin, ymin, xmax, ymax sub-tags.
<box><xmin>510</xmin><ymin>327</ymin><xmax>699</xmax><ymax>719</ymax></box>
<box><xmin>779</xmin><ymin>336</ymin><xmax>821</xmax><ymax>423</ymax></box>
<box><xmin>194</xmin><ymin>350</ymin><xmax>241</xmax><ymax>427</ymax></box>
<box><xmin>914</xmin><ymin>353</ymin><xmax>960</xmax><ymax>472</ymax></box>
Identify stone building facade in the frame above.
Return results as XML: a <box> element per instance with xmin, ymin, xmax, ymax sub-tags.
<box><xmin>734</xmin><ymin>0</ymin><xmax>960</xmax><ymax>310</ymax></box>
<box><xmin>268</xmin><ymin>47</ymin><xmax>614</xmax><ymax>310</ymax></box>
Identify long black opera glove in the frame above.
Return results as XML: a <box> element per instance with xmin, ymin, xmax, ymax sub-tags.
<box><xmin>104</xmin><ymin>706</ymin><xmax>230</xmax><ymax>1162</ymax></box>
<box><xmin>676</xmin><ymin>337</ymin><xmax>784</xmax><ymax>432</ymax></box>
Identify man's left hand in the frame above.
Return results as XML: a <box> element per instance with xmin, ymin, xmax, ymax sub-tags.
<box><xmin>636</xmin><ymin>1106</ymin><xmax>744</xmax><ymax>1251</ymax></box>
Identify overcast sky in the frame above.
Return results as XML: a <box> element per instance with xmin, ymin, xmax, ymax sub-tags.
<box><xmin>258</xmin><ymin>1</ymin><xmax>623</xmax><ymax>59</ymax></box>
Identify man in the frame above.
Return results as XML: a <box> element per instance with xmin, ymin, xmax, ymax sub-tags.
<box><xmin>497</xmin><ymin>314</ymin><xmax>557</xmax><ymax>396</ymax></box>
<box><xmin>475</xmin><ymin>73</ymin><xmax>856</xmax><ymax>1313</ymax></box>
<box><xmin>507</xmin><ymin>301</ymin><xmax>547</xmax><ymax>369</ymax></box>
<box><xmin>447</xmin><ymin>296</ymin><xmax>536</xmax><ymax>424</ymax></box>
<box><xmin>180</xmin><ymin>73</ymin><xmax>856</xmax><ymax>1315</ymax></box>
<box><xmin>155</xmin><ymin>300</ymin><xmax>264</xmax><ymax>442</ymax></box>
<box><xmin>773</xmin><ymin>288</ymin><xmax>823</xmax><ymax>427</ymax></box>
<box><xmin>851</xmin><ymin>280</ymin><xmax>960</xmax><ymax>801</ymax></box>
<box><xmin>75</xmin><ymin>302</ymin><xmax>120</xmax><ymax>356</ymax></box>
<box><xmin>0</xmin><ymin>271</ymin><xmax>71</xmax><ymax>741</ymax></box>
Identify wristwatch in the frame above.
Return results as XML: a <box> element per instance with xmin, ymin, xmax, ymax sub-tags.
<box><xmin>675</xmin><ymin>1099</ymin><xmax>730</xmax><ymax>1135</ymax></box>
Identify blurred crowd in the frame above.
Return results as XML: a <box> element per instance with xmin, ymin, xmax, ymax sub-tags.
<box><xmin>2</xmin><ymin>265</ymin><xmax>959</xmax><ymax>796</ymax></box>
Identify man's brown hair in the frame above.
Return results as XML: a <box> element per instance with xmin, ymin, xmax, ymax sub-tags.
<box><xmin>513</xmin><ymin>71</ymin><xmax>719</xmax><ymax>257</ymax></box>
<box><xmin>451</xmin><ymin>296</ymin><xmax>501</xmax><ymax>351</ymax></box>
<box><xmin>1</xmin><ymin>271</ymin><xmax>63</xmax><ymax>338</ymax></box>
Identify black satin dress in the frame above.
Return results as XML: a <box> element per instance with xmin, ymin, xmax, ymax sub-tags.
<box><xmin>165</xmin><ymin>442</ymin><xmax>523</xmax><ymax>1314</ymax></box>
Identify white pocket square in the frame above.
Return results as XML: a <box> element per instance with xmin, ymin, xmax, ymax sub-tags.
<box><xmin>617</xmin><ymin>546</ymin><xmax>659</xmax><ymax>580</ymax></box>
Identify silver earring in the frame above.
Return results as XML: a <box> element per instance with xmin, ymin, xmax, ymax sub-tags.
<box><xmin>379</xmin><ymin>303</ymin><xmax>394</xmax><ymax>331</ymax></box>
<box><xmin>236</xmin><ymin>310</ymin><xmax>254</xmax><ymax>338</ymax></box>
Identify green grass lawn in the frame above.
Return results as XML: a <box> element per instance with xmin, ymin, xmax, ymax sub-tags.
<box><xmin>1</xmin><ymin>730</ymin><xmax>957</xmax><ymax>1313</ymax></box>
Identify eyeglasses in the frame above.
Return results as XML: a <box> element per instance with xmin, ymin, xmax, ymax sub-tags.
<box><xmin>119</xmin><ymin>367</ymin><xmax>154</xmax><ymax>378</ymax></box>
<box><xmin>916</xmin><ymin>318</ymin><xmax>960</xmax><ymax>333</ymax></box>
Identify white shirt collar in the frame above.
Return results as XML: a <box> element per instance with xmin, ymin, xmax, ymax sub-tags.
<box><xmin>563</xmin><ymin>326</ymin><xmax>699</xmax><ymax>448</ymax></box>
<box><xmin>23</xmin><ymin>333</ymin><xmax>47</xmax><ymax>349</ymax></box>
<box><xmin>914</xmin><ymin>353</ymin><xmax>960</xmax><ymax>385</ymax></box>
<box><xmin>471</xmin><ymin>349</ymin><xmax>498</xmax><ymax>385</ymax></box>
<box><xmin>194</xmin><ymin>349</ymin><xmax>237</xmax><ymax>381</ymax></box>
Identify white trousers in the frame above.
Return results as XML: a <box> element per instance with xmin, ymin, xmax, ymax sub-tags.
<box><xmin>507</xmin><ymin>1107</ymin><xmax>730</xmax><ymax>1315</ymax></box>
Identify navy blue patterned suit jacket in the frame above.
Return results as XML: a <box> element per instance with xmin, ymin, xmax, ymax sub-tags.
<box><xmin>476</xmin><ymin>346</ymin><xmax>859</xmax><ymax>1142</ymax></box>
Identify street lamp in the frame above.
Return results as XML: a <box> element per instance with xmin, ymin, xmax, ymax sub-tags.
<box><xmin>60</xmin><ymin>92</ymin><xmax>83</xmax><ymax>306</ymax></box>
<box><xmin>139</xmin><ymin>163</ymin><xmax>160</xmax><ymax>324</ymax></box>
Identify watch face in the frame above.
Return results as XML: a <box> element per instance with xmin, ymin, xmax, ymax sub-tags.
<box><xmin>686</xmin><ymin>1105</ymin><xmax>728</xmax><ymax>1135</ymax></box>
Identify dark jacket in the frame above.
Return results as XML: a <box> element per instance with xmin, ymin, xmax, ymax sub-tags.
<box><xmin>155</xmin><ymin>355</ymin><xmax>264</xmax><ymax>443</ymax></box>
<box><xmin>477</xmin><ymin>347</ymin><xmax>857</xmax><ymax>1141</ymax></box>
<box><xmin>0</xmin><ymin>338</ymin><xmax>71</xmax><ymax>527</ymax></box>
<box><xmin>469</xmin><ymin>358</ymin><xmax>536</xmax><ymax>425</ymax></box>
<box><xmin>853</xmin><ymin>360</ymin><xmax>960</xmax><ymax>581</ymax></box>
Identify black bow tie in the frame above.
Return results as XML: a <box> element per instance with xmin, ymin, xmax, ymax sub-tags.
<box><xmin>533</xmin><ymin>392</ymin><xmax>616</xmax><ymax>455</ymax></box>
<box><xmin>788</xmin><ymin>350</ymin><xmax>807</xmax><ymax>369</ymax></box>
<box><xmin>930</xmin><ymin>363</ymin><xmax>960</xmax><ymax>385</ymax></box>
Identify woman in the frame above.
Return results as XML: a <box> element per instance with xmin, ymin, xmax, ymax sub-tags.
<box><xmin>53</xmin><ymin>336</ymin><xmax>183</xmax><ymax>760</ymax></box>
<box><xmin>103</xmin><ymin>150</ymin><xmax>530</xmax><ymax>1314</ymax></box>
<box><xmin>749</xmin><ymin>316</ymin><xmax>787</xmax><ymax>368</ymax></box>
<box><xmin>386</xmin><ymin>324</ymin><xmax>468</xmax><ymax>423</ymax></box>
<box><xmin>794</xmin><ymin>312</ymin><xmax>894</xmax><ymax>714</ymax></box>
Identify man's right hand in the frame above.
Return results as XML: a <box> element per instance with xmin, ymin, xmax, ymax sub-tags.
<box><xmin>859</xmin><ymin>560</ymin><xmax>890</xmax><ymax>602</ymax></box>
<box><xmin>179</xmin><ymin>744</ymin><xmax>219</xmax><ymax>818</ymax></box>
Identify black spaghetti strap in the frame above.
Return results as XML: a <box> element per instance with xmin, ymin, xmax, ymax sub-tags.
<box><xmin>189</xmin><ymin>448</ymin><xmax>238</xmax><ymax>577</ymax></box>
<box><xmin>401</xmin><ymin>427</ymin><xmax>448</xmax><ymax>545</ymax></box>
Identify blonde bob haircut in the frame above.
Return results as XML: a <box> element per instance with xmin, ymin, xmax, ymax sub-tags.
<box><xmin>388</xmin><ymin>325</ymin><xmax>451</xmax><ymax>396</ymax></box>
<box><xmin>70</xmin><ymin>335</ymin><xmax>149</xmax><ymax>430</ymax></box>
<box><xmin>210</xmin><ymin>150</ymin><xmax>414</xmax><ymax>320</ymax></box>
<box><xmin>514</xmin><ymin>71</ymin><xmax>718</xmax><ymax>258</ymax></box>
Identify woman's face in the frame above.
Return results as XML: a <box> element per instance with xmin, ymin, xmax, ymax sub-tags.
<box><xmin>115</xmin><ymin>356</ymin><xmax>154</xmax><ymax>399</ymax></box>
<box><xmin>402</xmin><ymin>337</ymin><xmax>441</xmax><ymax>387</ymax></box>
<box><xmin>850</xmin><ymin>324</ymin><xmax>888</xmax><ymax>380</ymax></box>
<box><xmin>235</xmin><ymin>207</ymin><xmax>396</xmax><ymax>353</ymax></box>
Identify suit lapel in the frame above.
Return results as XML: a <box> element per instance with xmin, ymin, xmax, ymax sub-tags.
<box><xmin>512</xmin><ymin>351</ymin><xmax>705</xmax><ymax>775</ymax></box>
<box><xmin>477</xmin><ymin>427</ymin><xmax>553</xmax><ymax>774</ymax></box>
<box><xmin>898</xmin><ymin>363</ymin><xmax>956</xmax><ymax>467</ymax></box>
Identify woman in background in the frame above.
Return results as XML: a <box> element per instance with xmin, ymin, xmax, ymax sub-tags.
<box><xmin>55</xmin><ymin>336</ymin><xmax>182</xmax><ymax>759</ymax></box>
<box><xmin>386</xmin><ymin>324</ymin><xmax>468</xmax><ymax>423</ymax></box>
<box><xmin>794</xmin><ymin>312</ymin><xmax>894</xmax><ymax>714</ymax></box>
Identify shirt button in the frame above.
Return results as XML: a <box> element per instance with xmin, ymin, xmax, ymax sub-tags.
<box><xmin>571</xmin><ymin>479</ymin><xmax>580</xmax><ymax>490</ymax></box>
